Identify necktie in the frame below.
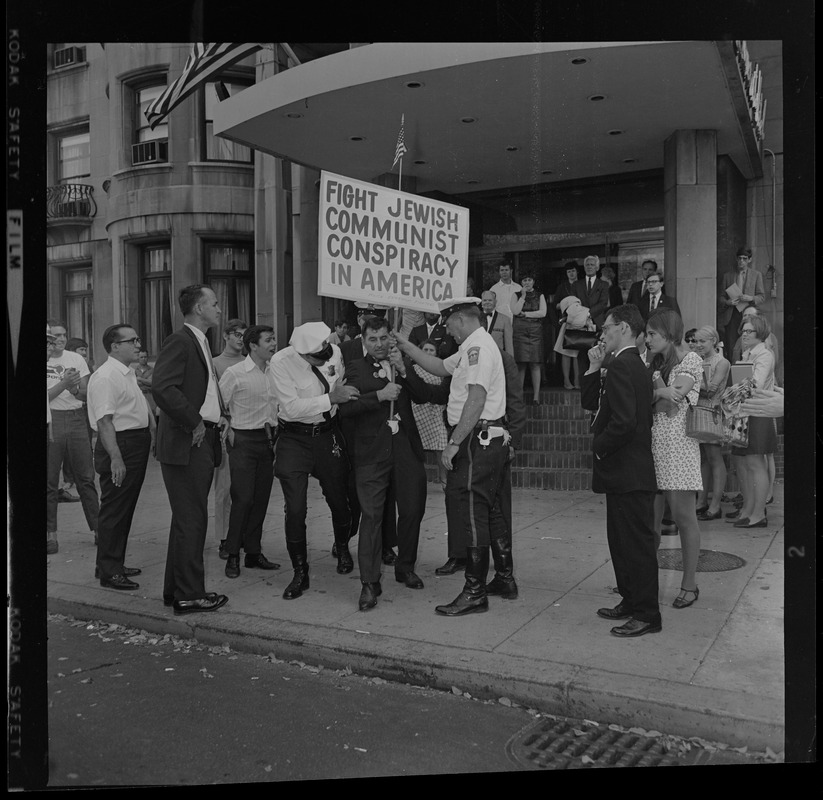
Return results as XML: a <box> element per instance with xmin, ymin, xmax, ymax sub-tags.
<box><xmin>587</xmin><ymin>278</ymin><xmax>593</xmax><ymax>294</ymax></box>
<box><xmin>651</xmin><ymin>294</ymin><xmax>658</xmax><ymax>310</ymax></box>
<box><xmin>486</xmin><ymin>314</ymin><xmax>493</xmax><ymax>331</ymax></box>
<box><xmin>310</xmin><ymin>366</ymin><xmax>333</xmax><ymax>421</ymax></box>
<box><xmin>737</xmin><ymin>269</ymin><xmax>746</xmax><ymax>289</ymax></box>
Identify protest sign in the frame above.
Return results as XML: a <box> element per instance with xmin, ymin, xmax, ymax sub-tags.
<box><xmin>318</xmin><ymin>171</ymin><xmax>469</xmax><ymax>313</ymax></box>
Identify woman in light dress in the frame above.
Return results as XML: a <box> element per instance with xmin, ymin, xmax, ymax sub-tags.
<box><xmin>645</xmin><ymin>309</ymin><xmax>704</xmax><ymax>609</ymax></box>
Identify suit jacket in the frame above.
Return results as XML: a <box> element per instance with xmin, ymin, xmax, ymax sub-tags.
<box><xmin>640</xmin><ymin>292</ymin><xmax>681</xmax><ymax>322</ymax></box>
<box><xmin>337</xmin><ymin>355</ymin><xmax>435</xmax><ymax>466</ymax></box>
<box><xmin>152</xmin><ymin>326</ymin><xmax>215</xmax><ymax>465</ymax></box>
<box><xmin>340</xmin><ymin>335</ymin><xmax>367</xmax><ymax>366</ymax></box>
<box><xmin>572</xmin><ymin>277</ymin><xmax>611</xmax><ymax>328</ymax></box>
<box><xmin>409</xmin><ymin>323</ymin><xmax>458</xmax><ymax>359</ymax></box>
<box><xmin>580</xmin><ymin>348</ymin><xmax>657</xmax><ymax>495</ymax></box>
<box><xmin>627</xmin><ymin>279</ymin><xmax>666</xmax><ymax>310</ymax></box>
<box><xmin>717</xmin><ymin>268</ymin><xmax>766</xmax><ymax>327</ymax></box>
<box><xmin>482</xmin><ymin>312</ymin><xmax>514</xmax><ymax>354</ymax></box>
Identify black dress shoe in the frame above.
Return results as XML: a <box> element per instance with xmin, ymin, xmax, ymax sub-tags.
<box><xmin>225</xmin><ymin>554</ymin><xmax>241</xmax><ymax>578</ymax></box>
<box><xmin>395</xmin><ymin>570</ymin><xmax>424</xmax><ymax>589</ymax></box>
<box><xmin>358</xmin><ymin>582</ymin><xmax>380</xmax><ymax>611</ymax></box>
<box><xmin>610</xmin><ymin>617</ymin><xmax>662</xmax><ymax>637</ymax></box>
<box><xmin>173</xmin><ymin>594</ymin><xmax>229</xmax><ymax>616</ymax></box>
<box><xmin>697</xmin><ymin>508</ymin><xmax>722</xmax><ymax>520</ymax></box>
<box><xmin>335</xmin><ymin>544</ymin><xmax>354</xmax><ymax>574</ymax></box>
<box><xmin>435</xmin><ymin>557</ymin><xmax>466</xmax><ymax>575</ymax></box>
<box><xmin>100</xmin><ymin>574</ymin><xmax>140</xmax><ymax>590</ymax></box>
<box><xmin>245</xmin><ymin>553</ymin><xmax>280</xmax><ymax>570</ymax></box>
<box><xmin>58</xmin><ymin>488</ymin><xmax>81</xmax><ymax>503</ymax></box>
<box><xmin>596</xmin><ymin>603</ymin><xmax>632</xmax><ymax>620</ymax></box>
<box><xmin>164</xmin><ymin>591</ymin><xmax>218</xmax><ymax>607</ymax></box>
<box><xmin>218</xmin><ymin>539</ymin><xmax>229</xmax><ymax>560</ymax></box>
<box><xmin>95</xmin><ymin>566</ymin><xmax>142</xmax><ymax>578</ymax></box>
<box><xmin>381</xmin><ymin>548</ymin><xmax>398</xmax><ymax>565</ymax></box>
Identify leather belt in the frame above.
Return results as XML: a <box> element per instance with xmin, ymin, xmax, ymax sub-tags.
<box><xmin>278</xmin><ymin>418</ymin><xmax>337</xmax><ymax>437</ymax></box>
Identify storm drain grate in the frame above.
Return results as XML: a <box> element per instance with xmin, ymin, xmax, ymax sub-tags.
<box><xmin>657</xmin><ymin>548</ymin><xmax>746</xmax><ymax>572</ymax></box>
<box><xmin>507</xmin><ymin>717</ymin><xmax>682</xmax><ymax>769</ymax></box>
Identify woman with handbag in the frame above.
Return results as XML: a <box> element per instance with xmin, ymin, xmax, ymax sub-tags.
<box><xmin>726</xmin><ymin>314</ymin><xmax>777</xmax><ymax>529</ymax></box>
<box><xmin>553</xmin><ymin>294</ymin><xmax>595</xmax><ymax>389</ymax></box>
<box><xmin>553</xmin><ymin>263</ymin><xmax>582</xmax><ymax>389</ymax></box>
<box><xmin>645</xmin><ymin>309</ymin><xmax>704</xmax><ymax>609</ymax></box>
<box><xmin>692</xmin><ymin>326</ymin><xmax>730</xmax><ymax>520</ymax></box>
<box><xmin>511</xmin><ymin>271</ymin><xmax>547</xmax><ymax>404</ymax></box>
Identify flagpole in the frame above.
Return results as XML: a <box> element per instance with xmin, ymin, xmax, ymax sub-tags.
<box><xmin>389</xmin><ymin>113</ymin><xmax>406</xmax><ymax>429</ymax></box>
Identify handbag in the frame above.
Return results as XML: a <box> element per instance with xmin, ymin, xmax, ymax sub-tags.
<box><xmin>685</xmin><ymin>401</ymin><xmax>724</xmax><ymax>443</ymax></box>
<box><xmin>563</xmin><ymin>329</ymin><xmax>598</xmax><ymax>351</ymax></box>
<box><xmin>719</xmin><ymin>378</ymin><xmax>755</xmax><ymax>448</ymax></box>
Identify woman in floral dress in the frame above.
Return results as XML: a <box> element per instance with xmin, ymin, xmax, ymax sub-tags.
<box><xmin>645</xmin><ymin>308</ymin><xmax>704</xmax><ymax>609</ymax></box>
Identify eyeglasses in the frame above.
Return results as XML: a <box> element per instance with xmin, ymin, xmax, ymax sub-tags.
<box><xmin>737</xmin><ymin>256</ymin><xmax>751</xmax><ymax>261</ymax></box>
<box><xmin>600</xmin><ymin>322</ymin><xmax>621</xmax><ymax>333</ymax></box>
<box><xmin>117</xmin><ymin>337</ymin><xmax>141</xmax><ymax>345</ymax></box>
<box><xmin>685</xmin><ymin>338</ymin><xmax>696</xmax><ymax>343</ymax></box>
<box><xmin>740</xmin><ymin>328</ymin><xmax>756</xmax><ymax>334</ymax></box>
<box><xmin>228</xmin><ymin>330</ymin><xmax>246</xmax><ymax>338</ymax></box>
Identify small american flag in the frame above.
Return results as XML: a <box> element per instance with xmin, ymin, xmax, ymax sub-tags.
<box><xmin>392</xmin><ymin>114</ymin><xmax>408</xmax><ymax>169</ymax></box>
<box><xmin>145</xmin><ymin>43</ymin><xmax>263</xmax><ymax>130</ymax></box>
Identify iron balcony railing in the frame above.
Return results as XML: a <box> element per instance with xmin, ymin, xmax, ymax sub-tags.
<box><xmin>46</xmin><ymin>183</ymin><xmax>97</xmax><ymax>221</ymax></box>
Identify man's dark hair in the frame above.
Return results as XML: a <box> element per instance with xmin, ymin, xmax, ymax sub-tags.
<box><xmin>362</xmin><ymin>316</ymin><xmax>390</xmax><ymax>335</ymax></box>
<box><xmin>334</xmin><ymin>319</ymin><xmax>348</xmax><ymax>328</ymax></box>
<box><xmin>641</xmin><ymin>259</ymin><xmax>658</xmax><ymax>271</ymax></box>
<box><xmin>47</xmin><ymin>318</ymin><xmax>67</xmax><ymax>331</ymax></box>
<box><xmin>178</xmin><ymin>284</ymin><xmax>211</xmax><ymax>316</ymax></box>
<box><xmin>223</xmin><ymin>318</ymin><xmax>247</xmax><ymax>336</ymax></box>
<box><xmin>606</xmin><ymin>304</ymin><xmax>645</xmax><ymax>338</ymax></box>
<box><xmin>242</xmin><ymin>324</ymin><xmax>274</xmax><ymax>353</ymax></box>
<box><xmin>736</xmin><ymin>246</ymin><xmax>753</xmax><ymax>258</ymax></box>
<box><xmin>563</xmin><ymin>261</ymin><xmax>579</xmax><ymax>273</ymax></box>
<box><xmin>66</xmin><ymin>337</ymin><xmax>88</xmax><ymax>352</ymax></box>
<box><xmin>101</xmin><ymin>324</ymin><xmax>132</xmax><ymax>353</ymax></box>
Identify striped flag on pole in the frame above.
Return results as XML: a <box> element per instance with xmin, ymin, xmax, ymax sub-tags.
<box><xmin>391</xmin><ymin>114</ymin><xmax>408</xmax><ymax>169</ymax></box>
<box><xmin>145</xmin><ymin>43</ymin><xmax>263</xmax><ymax>130</ymax></box>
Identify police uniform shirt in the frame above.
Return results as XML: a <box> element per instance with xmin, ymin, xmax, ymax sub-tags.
<box><xmin>268</xmin><ymin>343</ymin><xmax>345</xmax><ymax>424</ymax></box>
<box><xmin>219</xmin><ymin>355</ymin><xmax>277</xmax><ymax>430</ymax></box>
<box><xmin>86</xmin><ymin>356</ymin><xmax>150</xmax><ymax>432</ymax></box>
<box><xmin>442</xmin><ymin>326</ymin><xmax>506</xmax><ymax>426</ymax></box>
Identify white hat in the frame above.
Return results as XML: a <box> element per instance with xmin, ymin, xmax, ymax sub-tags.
<box><xmin>289</xmin><ymin>321</ymin><xmax>332</xmax><ymax>355</ymax></box>
<box><xmin>47</xmin><ymin>323</ymin><xmax>56</xmax><ymax>340</ymax></box>
<box><xmin>559</xmin><ymin>295</ymin><xmax>581</xmax><ymax>313</ymax></box>
<box><xmin>438</xmin><ymin>296</ymin><xmax>482</xmax><ymax>317</ymax></box>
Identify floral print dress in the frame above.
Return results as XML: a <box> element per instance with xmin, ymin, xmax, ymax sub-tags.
<box><xmin>651</xmin><ymin>350</ymin><xmax>703</xmax><ymax>491</ymax></box>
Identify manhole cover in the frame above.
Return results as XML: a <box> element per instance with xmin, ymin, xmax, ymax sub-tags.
<box><xmin>507</xmin><ymin>717</ymin><xmax>681</xmax><ymax>769</ymax></box>
<box><xmin>657</xmin><ymin>549</ymin><xmax>746</xmax><ymax>572</ymax></box>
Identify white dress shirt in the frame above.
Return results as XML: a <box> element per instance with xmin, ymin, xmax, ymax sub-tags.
<box><xmin>268</xmin><ymin>344</ymin><xmax>345</xmax><ymax>423</ymax></box>
<box><xmin>86</xmin><ymin>356</ymin><xmax>150</xmax><ymax>432</ymax></box>
<box><xmin>219</xmin><ymin>355</ymin><xmax>277</xmax><ymax>430</ymax></box>
<box><xmin>489</xmin><ymin>280</ymin><xmax>521</xmax><ymax>319</ymax></box>
<box><xmin>184</xmin><ymin>323</ymin><xmax>221</xmax><ymax>423</ymax></box>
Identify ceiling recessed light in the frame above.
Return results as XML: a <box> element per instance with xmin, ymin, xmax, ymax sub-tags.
<box><xmin>623</xmin><ymin>157</ymin><xmax>638</xmax><ymax>163</ymax></box>
<box><xmin>460</xmin><ymin>116</ymin><xmax>477</xmax><ymax>124</ymax></box>
<box><xmin>588</xmin><ymin>94</ymin><xmax>606</xmax><ymax>102</ymax></box>
<box><xmin>285</xmin><ymin>112</ymin><xmax>303</xmax><ymax>119</ymax></box>
<box><xmin>608</xmin><ymin>129</ymin><xmax>624</xmax><ymax>136</ymax></box>
<box><xmin>541</xmin><ymin>169</ymin><xmax>554</xmax><ymax>175</ymax></box>
<box><xmin>466</xmin><ymin>179</ymin><xmax>480</xmax><ymax>184</ymax></box>
<box><xmin>349</xmin><ymin>136</ymin><xmax>366</xmax><ymax>142</ymax></box>
<box><xmin>413</xmin><ymin>159</ymin><xmax>427</xmax><ymax>165</ymax></box>
<box><xmin>505</xmin><ymin>146</ymin><xmax>519</xmax><ymax>152</ymax></box>
<box><xmin>405</xmin><ymin>80</ymin><xmax>424</xmax><ymax>89</ymax></box>
<box><xmin>570</xmin><ymin>57</ymin><xmax>589</xmax><ymax>65</ymax></box>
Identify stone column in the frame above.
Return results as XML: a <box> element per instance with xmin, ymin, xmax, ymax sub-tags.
<box><xmin>663</xmin><ymin>130</ymin><xmax>717</xmax><ymax>330</ymax></box>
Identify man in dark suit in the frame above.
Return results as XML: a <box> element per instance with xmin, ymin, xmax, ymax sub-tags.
<box><xmin>480</xmin><ymin>291</ymin><xmax>514</xmax><ymax>354</ymax></box>
<box><xmin>408</xmin><ymin>312</ymin><xmax>458</xmax><ymax>359</ymax></box>
<box><xmin>580</xmin><ymin>303</ymin><xmax>662</xmax><ymax>637</ymax></box>
<box><xmin>152</xmin><ymin>284</ymin><xmax>230</xmax><ymax>616</ymax></box>
<box><xmin>337</xmin><ymin>317</ymin><xmax>433</xmax><ymax>611</ymax></box>
<box><xmin>340</xmin><ymin>304</ymin><xmax>388</xmax><ymax>366</ymax></box>
<box><xmin>572</xmin><ymin>255</ymin><xmax>611</xmax><ymax>330</ymax></box>
<box><xmin>638</xmin><ymin>274</ymin><xmax>681</xmax><ymax>322</ymax></box>
<box><xmin>627</xmin><ymin>259</ymin><xmax>666</xmax><ymax>310</ymax></box>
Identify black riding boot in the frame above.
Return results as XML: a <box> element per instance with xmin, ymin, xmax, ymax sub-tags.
<box><xmin>485</xmin><ymin>536</ymin><xmax>518</xmax><ymax>599</ymax></box>
<box><xmin>435</xmin><ymin>546</ymin><xmax>490</xmax><ymax>616</ymax></box>
<box><xmin>283</xmin><ymin>541</ymin><xmax>310</xmax><ymax>600</ymax></box>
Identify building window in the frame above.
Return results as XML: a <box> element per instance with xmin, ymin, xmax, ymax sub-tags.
<box><xmin>203</xmin><ymin>80</ymin><xmax>253</xmax><ymax>162</ymax></box>
<box><xmin>63</xmin><ymin>267</ymin><xmax>94</xmax><ymax>347</ymax></box>
<box><xmin>135</xmin><ymin>83</ymin><xmax>169</xmax><ymax>143</ymax></box>
<box><xmin>58</xmin><ymin>130</ymin><xmax>91</xmax><ymax>184</ymax></box>
<box><xmin>205</xmin><ymin>242</ymin><xmax>254</xmax><ymax>353</ymax></box>
<box><xmin>140</xmin><ymin>244</ymin><xmax>173</xmax><ymax>358</ymax></box>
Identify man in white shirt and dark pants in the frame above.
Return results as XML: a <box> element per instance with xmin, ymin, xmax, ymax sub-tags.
<box><xmin>489</xmin><ymin>263</ymin><xmax>521</xmax><ymax>321</ymax></box>
<box><xmin>87</xmin><ymin>325</ymin><xmax>155</xmax><ymax>589</ymax></box>
<box><xmin>220</xmin><ymin>325</ymin><xmax>281</xmax><ymax>579</ymax></box>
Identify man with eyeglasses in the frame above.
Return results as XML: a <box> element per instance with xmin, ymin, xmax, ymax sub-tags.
<box><xmin>717</xmin><ymin>246</ymin><xmax>765</xmax><ymax>358</ymax></box>
<box><xmin>211</xmin><ymin>319</ymin><xmax>247</xmax><ymax>558</ymax></box>
<box><xmin>86</xmin><ymin>325</ymin><xmax>155</xmax><ymax>589</ymax></box>
<box><xmin>639</xmin><ymin>274</ymin><xmax>681</xmax><ymax>322</ymax></box>
<box><xmin>47</xmin><ymin>319</ymin><xmax>100</xmax><ymax>555</ymax></box>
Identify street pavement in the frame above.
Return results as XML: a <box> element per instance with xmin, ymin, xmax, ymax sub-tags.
<box><xmin>46</xmin><ymin>457</ymin><xmax>785</xmax><ymax>753</ymax></box>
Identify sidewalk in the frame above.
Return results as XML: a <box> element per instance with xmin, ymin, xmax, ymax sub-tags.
<box><xmin>47</xmin><ymin>458</ymin><xmax>784</xmax><ymax>752</ymax></box>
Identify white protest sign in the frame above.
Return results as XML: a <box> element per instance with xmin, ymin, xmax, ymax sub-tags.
<box><xmin>318</xmin><ymin>171</ymin><xmax>469</xmax><ymax>313</ymax></box>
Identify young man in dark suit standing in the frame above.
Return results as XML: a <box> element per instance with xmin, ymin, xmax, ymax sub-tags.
<box><xmin>580</xmin><ymin>304</ymin><xmax>662</xmax><ymax>638</ymax></box>
<box><xmin>638</xmin><ymin>274</ymin><xmax>681</xmax><ymax>322</ymax></box>
<box><xmin>627</xmin><ymin>259</ymin><xmax>664</xmax><ymax>310</ymax></box>
<box><xmin>408</xmin><ymin>311</ymin><xmax>458</xmax><ymax>359</ymax></box>
<box><xmin>152</xmin><ymin>284</ymin><xmax>231</xmax><ymax>616</ymax></box>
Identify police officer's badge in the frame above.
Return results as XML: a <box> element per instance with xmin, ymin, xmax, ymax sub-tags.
<box><xmin>467</xmin><ymin>347</ymin><xmax>480</xmax><ymax>366</ymax></box>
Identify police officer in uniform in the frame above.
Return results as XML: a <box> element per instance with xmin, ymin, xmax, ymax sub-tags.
<box><xmin>394</xmin><ymin>298</ymin><xmax>509</xmax><ymax>616</ymax></box>
<box><xmin>267</xmin><ymin>322</ymin><xmax>360</xmax><ymax>599</ymax></box>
